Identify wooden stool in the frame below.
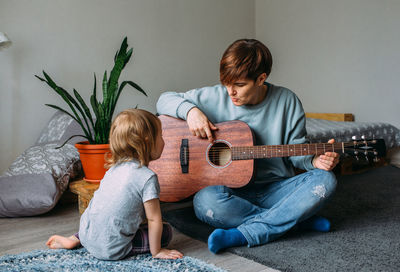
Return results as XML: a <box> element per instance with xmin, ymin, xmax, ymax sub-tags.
<box><xmin>69</xmin><ymin>179</ymin><xmax>100</xmax><ymax>215</ymax></box>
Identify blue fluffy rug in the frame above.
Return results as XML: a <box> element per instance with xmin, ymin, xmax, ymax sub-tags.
<box><xmin>0</xmin><ymin>248</ymin><xmax>226</xmax><ymax>272</ymax></box>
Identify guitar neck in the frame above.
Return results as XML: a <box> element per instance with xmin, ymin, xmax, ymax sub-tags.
<box><xmin>231</xmin><ymin>142</ymin><xmax>346</xmax><ymax>160</ymax></box>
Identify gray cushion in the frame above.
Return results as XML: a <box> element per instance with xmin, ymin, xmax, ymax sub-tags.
<box><xmin>36</xmin><ymin>110</ymin><xmax>86</xmax><ymax>146</ymax></box>
<box><xmin>0</xmin><ymin>173</ymin><xmax>59</xmax><ymax>217</ymax></box>
<box><xmin>0</xmin><ymin>143</ymin><xmax>82</xmax><ymax>217</ymax></box>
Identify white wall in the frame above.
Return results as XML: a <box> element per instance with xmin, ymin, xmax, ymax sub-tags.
<box><xmin>256</xmin><ymin>0</ymin><xmax>400</xmax><ymax>126</ymax></box>
<box><xmin>0</xmin><ymin>0</ymin><xmax>255</xmax><ymax>172</ymax></box>
<box><xmin>2</xmin><ymin>0</ymin><xmax>399</xmax><ymax>173</ymax></box>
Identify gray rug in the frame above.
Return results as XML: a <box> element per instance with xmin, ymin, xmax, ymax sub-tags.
<box><xmin>163</xmin><ymin>165</ymin><xmax>400</xmax><ymax>272</ymax></box>
<box><xmin>0</xmin><ymin>247</ymin><xmax>226</xmax><ymax>272</ymax></box>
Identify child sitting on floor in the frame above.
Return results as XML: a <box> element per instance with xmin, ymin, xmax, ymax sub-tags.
<box><xmin>46</xmin><ymin>109</ymin><xmax>183</xmax><ymax>260</ymax></box>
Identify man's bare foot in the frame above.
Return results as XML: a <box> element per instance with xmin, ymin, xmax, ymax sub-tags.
<box><xmin>46</xmin><ymin>235</ymin><xmax>80</xmax><ymax>249</ymax></box>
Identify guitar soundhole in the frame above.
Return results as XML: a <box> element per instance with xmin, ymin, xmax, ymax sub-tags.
<box><xmin>208</xmin><ymin>142</ymin><xmax>232</xmax><ymax>167</ymax></box>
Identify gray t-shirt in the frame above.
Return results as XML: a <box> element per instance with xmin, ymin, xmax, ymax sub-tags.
<box><xmin>78</xmin><ymin>160</ymin><xmax>160</xmax><ymax>260</ymax></box>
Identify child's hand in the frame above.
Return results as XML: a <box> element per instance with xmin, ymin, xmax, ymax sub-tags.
<box><xmin>153</xmin><ymin>248</ymin><xmax>183</xmax><ymax>259</ymax></box>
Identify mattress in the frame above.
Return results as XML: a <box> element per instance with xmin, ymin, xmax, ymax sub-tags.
<box><xmin>306</xmin><ymin>118</ymin><xmax>400</xmax><ymax>149</ymax></box>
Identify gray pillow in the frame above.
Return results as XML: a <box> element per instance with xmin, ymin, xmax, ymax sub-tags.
<box><xmin>36</xmin><ymin>110</ymin><xmax>87</xmax><ymax>146</ymax></box>
<box><xmin>0</xmin><ymin>173</ymin><xmax>60</xmax><ymax>217</ymax></box>
<box><xmin>0</xmin><ymin>143</ymin><xmax>82</xmax><ymax>217</ymax></box>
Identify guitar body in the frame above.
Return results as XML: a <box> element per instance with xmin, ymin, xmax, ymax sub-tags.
<box><xmin>149</xmin><ymin>115</ymin><xmax>254</xmax><ymax>202</ymax></box>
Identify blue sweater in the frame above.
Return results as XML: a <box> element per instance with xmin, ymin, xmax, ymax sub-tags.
<box><xmin>156</xmin><ymin>82</ymin><xmax>315</xmax><ymax>184</ymax></box>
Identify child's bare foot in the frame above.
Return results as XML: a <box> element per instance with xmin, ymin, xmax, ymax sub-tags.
<box><xmin>46</xmin><ymin>235</ymin><xmax>80</xmax><ymax>249</ymax></box>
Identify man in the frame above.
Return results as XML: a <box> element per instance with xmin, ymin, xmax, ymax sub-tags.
<box><xmin>156</xmin><ymin>39</ymin><xmax>339</xmax><ymax>253</ymax></box>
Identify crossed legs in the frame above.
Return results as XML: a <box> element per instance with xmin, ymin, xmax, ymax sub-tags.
<box><xmin>193</xmin><ymin>169</ymin><xmax>337</xmax><ymax>252</ymax></box>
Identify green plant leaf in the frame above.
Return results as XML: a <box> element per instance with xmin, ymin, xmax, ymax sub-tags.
<box><xmin>121</xmin><ymin>81</ymin><xmax>147</xmax><ymax>96</ymax></box>
<box><xmin>102</xmin><ymin>70</ymin><xmax>108</xmax><ymax>108</ymax></box>
<box><xmin>107</xmin><ymin>37</ymin><xmax>128</xmax><ymax>102</ymax></box>
<box><xmin>122</xmin><ymin>48</ymin><xmax>133</xmax><ymax>70</ymax></box>
<box><xmin>94</xmin><ymin>104</ymin><xmax>108</xmax><ymax>144</ymax></box>
<box><xmin>55</xmin><ymin>134</ymin><xmax>91</xmax><ymax>149</ymax></box>
<box><xmin>119</xmin><ymin>37</ymin><xmax>128</xmax><ymax>57</ymax></box>
<box><xmin>114</xmin><ymin>50</ymin><xmax>119</xmax><ymax>63</ymax></box>
<box><xmin>90</xmin><ymin>94</ymin><xmax>99</xmax><ymax>119</ymax></box>
<box><xmin>90</xmin><ymin>73</ymin><xmax>100</xmax><ymax>119</ymax></box>
<box><xmin>73</xmin><ymin>88</ymin><xmax>94</xmax><ymax>139</ymax></box>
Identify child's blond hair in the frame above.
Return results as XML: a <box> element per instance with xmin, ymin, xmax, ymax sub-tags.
<box><xmin>106</xmin><ymin>109</ymin><xmax>161</xmax><ymax>168</ymax></box>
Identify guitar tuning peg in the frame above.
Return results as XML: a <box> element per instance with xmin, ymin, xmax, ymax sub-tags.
<box><xmin>373</xmin><ymin>151</ymin><xmax>380</xmax><ymax>163</ymax></box>
<box><xmin>354</xmin><ymin>150</ymin><xmax>359</xmax><ymax>161</ymax></box>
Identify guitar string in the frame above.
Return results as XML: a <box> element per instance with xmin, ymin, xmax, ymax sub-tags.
<box><xmin>201</xmin><ymin>145</ymin><xmax>376</xmax><ymax>159</ymax></box>
<box><xmin>205</xmin><ymin>142</ymin><xmax>373</xmax><ymax>149</ymax></box>
<box><xmin>204</xmin><ymin>145</ymin><xmax>372</xmax><ymax>153</ymax></box>
<box><xmin>205</xmin><ymin>144</ymin><xmax>374</xmax><ymax>152</ymax></box>
<box><xmin>203</xmin><ymin>147</ymin><xmax>375</xmax><ymax>159</ymax></box>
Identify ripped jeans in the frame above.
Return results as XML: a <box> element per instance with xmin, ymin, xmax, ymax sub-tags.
<box><xmin>193</xmin><ymin>169</ymin><xmax>337</xmax><ymax>247</ymax></box>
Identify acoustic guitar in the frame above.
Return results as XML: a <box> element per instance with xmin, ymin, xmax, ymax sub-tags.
<box><xmin>149</xmin><ymin>115</ymin><xmax>386</xmax><ymax>202</ymax></box>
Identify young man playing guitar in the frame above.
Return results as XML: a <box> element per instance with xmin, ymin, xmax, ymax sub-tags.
<box><xmin>156</xmin><ymin>39</ymin><xmax>339</xmax><ymax>253</ymax></box>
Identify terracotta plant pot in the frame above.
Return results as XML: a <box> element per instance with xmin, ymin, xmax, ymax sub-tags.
<box><xmin>75</xmin><ymin>141</ymin><xmax>111</xmax><ymax>183</ymax></box>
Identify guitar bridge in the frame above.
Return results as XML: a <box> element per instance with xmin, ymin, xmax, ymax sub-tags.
<box><xmin>180</xmin><ymin>139</ymin><xmax>189</xmax><ymax>173</ymax></box>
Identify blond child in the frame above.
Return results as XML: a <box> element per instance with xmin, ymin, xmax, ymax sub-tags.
<box><xmin>46</xmin><ymin>109</ymin><xmax>183</xmax><ymax>260</ymax></box>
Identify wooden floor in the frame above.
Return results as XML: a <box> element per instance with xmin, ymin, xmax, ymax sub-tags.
<box><xmin>0</xmin><ymin>200</ymin><xmax>278</xmax><ymax>272</ymax></box>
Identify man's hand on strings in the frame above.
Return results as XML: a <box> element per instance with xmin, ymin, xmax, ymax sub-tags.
<box><xmin>312</xmin><ymin>139</ymin><xmax>340</xmax><ymax>171</ymax></box>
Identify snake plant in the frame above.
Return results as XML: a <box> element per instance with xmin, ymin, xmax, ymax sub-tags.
<box><xmin>35</xmin><ymin>37</ymin><xmax>147</xmax><ymax>145</ymax></box>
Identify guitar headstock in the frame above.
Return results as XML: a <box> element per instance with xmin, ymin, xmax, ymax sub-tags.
<box><xmin>344</xmin><ymin>137</ymin><xmax>386</xmax><ymax>162</ymax></box>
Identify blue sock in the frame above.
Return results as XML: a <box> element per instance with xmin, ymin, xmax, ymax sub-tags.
<box><xmin>298</xmin><ymin>215</ymin><xmax>331</xmax><ymax>232</ymax></box>
<box><xmin>208</xmin><ymin>228</ymin><xmax>247</xmax><ymax>254</ymax></box>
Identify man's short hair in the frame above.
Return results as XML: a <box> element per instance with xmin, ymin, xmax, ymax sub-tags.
<box><xmin>220</xmin><ymin>39</ymin><xmax>273</xmax><ymax>85</ymax></box>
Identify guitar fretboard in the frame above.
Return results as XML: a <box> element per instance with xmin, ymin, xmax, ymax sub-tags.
<box><xmin>231</xmin><ymin>143</ymin><xmax>345</xmax><ymax>160</ymax></box>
